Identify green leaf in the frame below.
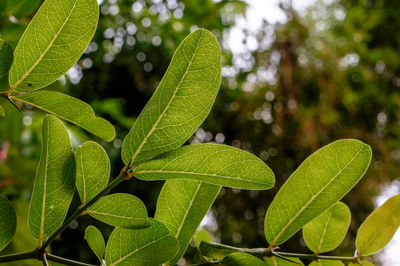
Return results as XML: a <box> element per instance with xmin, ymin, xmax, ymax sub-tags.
<box><xmin>0</xmin><ymin>39</ymin><xmax>13</xmax><ymax>78</ymax></box>
<box><xmin>0</xmin><ymin>105</ymin><xmax>4</xmax><ymax>117</ymax></box>
<box><xmin>76</xmin><ymin>141</ymin><xmax>110</xmax><ymax>204</ymax></box>
<box><xmin>263</xmin><ymin>257</ymin><xmax>303</xmax><ymax>265</ymax></box>
<box><xmin>222</xmin><ymin>253</ymin><xmax>267</xmax><ymax>266</ymax></box>
<box><xmin>303</xmin><ymin>202</ymin><xmax>351</xmax><ymax>254</ymax></box>
<box><xmin>355</xmin><ymin>193</ymin><xmax>400</xmax><ymax>256</ymax></box>
<box><xmin>12</xmin><ymin>91</ymin><xmax>115</xmax><ymax>141</ymax></box>
<box><xmin>9</xmin><ymin>0</ymin><xmax>99</xmax><ymax>92</ymax></box>
<box><xmin>195</xmin><ymin>229</ymin><xmax>213</xmax><ymax>249</ymax></box>
<box><xmin>6</xmin><ymin>0</ymin><xmax>42</xmax><ymax>18</ymax></box>
<box><xmin>348</xmin><ymin>261</ymin><xmax>375</xmax><ymax>266</ymax></box>
<box><xmin>0</xmin><ymin>194</ymin><xmax>17</xmax><ymax>252</ymax></box>
<box><xmin>121</xmin><ymin>28</ymin><xmax>221</xmax><ymax>165</ymax></box>
<box><xmin>134</xmin><ymin>144</ymin><xmax>275</xmax><ymax>190</ymax></box>
<box><xmin>155</xmin><ymin>180</ymin><xmax>220</xmax><ymax>264</ymax></box>
<box><xmin>265</xmin><ymin>139</ymin><xmax>371</xmax><ymax>246</ymax></box>
<box><xmin>84</xmin><ymin>225</ymin><xmax>105</xmax><ymax>263</ymax></box>
<box><xmin>87</xmin><ymin>193</ymin><xmax>150</xmax><ymax>229</ymax></box>
<box><xmin>105</xmin><ymin>219</ymin><xmax>179</xmax><ymax>266</ymax></box>
<box><xmin>28</xmin><ymin>115</ymin><xmax>75</xmax><ymax>243</ymax></box>
<box><xmin>308</xmin><ymin>260</ymin><xmax>344</xmax><ymax>266</ymax></box>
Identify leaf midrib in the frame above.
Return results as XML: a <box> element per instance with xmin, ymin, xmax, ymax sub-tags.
<box><xmin>316</xmin><ymin>210</ymin><xmax>332</xmax><ymax>254</ymax></box>
<box><xmin>10</xmin><ymin>0</ymin><xmax>78</xmax><ymax>91</ymax></box>
<box><xmin>270</xmin><ymin>146</ymin><xmax>365</xmax><ymax>245</ymax></box>
<box><xmin>128</xmin><ymin>30</ymin><xmax>204</xmax><ymax>163</ymax></box>
<box><xmin>87</xmin><ymin>210</ymin><xmax>146</xmax><ymax>221</ymax></box>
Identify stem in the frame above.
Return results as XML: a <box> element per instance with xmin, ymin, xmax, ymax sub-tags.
<box><xmin>274</xmin><ymin>251</ymin><xmax>357</xmax><ymax>261</ymax></box>
<box><xmin>40</xmin><ymin>170</ymin><xmax>128</xmax><ymax>251</ymax></box>
<box><xmin>41</xmin><ymin>253</ymin><xmax>49</xmax><ymax>266</ymax></box>
<box><xmin>47</xmin><ymin>254</ymin><xmax>97</xmax><ymax>266</ymax></box>
<box><xmin>0</xmin><ymin>250</ymin><xmax>38</xmax><ymax>263</ymax></box>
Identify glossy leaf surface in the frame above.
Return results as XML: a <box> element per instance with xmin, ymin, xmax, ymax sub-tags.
<box><xmin>105</xmin><ymin>219</ymin><xmax>179</xmax><ymax>266</ymax></box>
<box><xmin>0</xmin><ymin>39</ymin><xmax>13</xmax><ymax>78</ymax></box>
<box><xmin>303</xmin><ymin>202</ymin><xmax>351</xmax><ymax>253</ymax></box>
<box><xmin>135</xmin><ymin>144</ymin><xmax>275</xmax><ymax>190</ymax></box>
<box><xmin>87</xmin><ymin>193</ymin><xmax>150</xmax><ymax>229</ymax></box>
<box><xmin>356</xmin><ymin>193</ymin><xmax>400</xmax><ymax>256</ymax></box>
<box><xmin>0</xmin><ymin>195</ymin><xmax>17</xmax><ymax>252</ymax></box>
<box><xmin>9</xmin><ymin>0</ymin><xmax>99</xmax><ymax>92</ymax></box>
<box><xmin>28</xmin><ymin>115</ymin><xmax>75</xmax><ymax>243</ymax></box>
<box><xmin>122</xmin><ymin>29</ymin><xmax>221</xmax><ymax>165</ymax></box>
<box><xmin>76</xmin><ymin>141</ymin><xmax>110</xmax><ymax>204</ymax></box>
<box><xmin>13</xmin><ymin>91</ymin><xmax>115</xmax><ymax>141</ymax></box>
<box><xmin>85</xmin><ymin>225</ymin><xmax>105</xmax><ymax>262</ymax></box>
<box><xmin>265</xmin><ymin>139</ymin><xmax>371</xmax><ymax>245</ymax></box>
<box><xmin>155</xmin><ymin>179</ymin><xmax>220</xmax><ymax>264</ymax></box>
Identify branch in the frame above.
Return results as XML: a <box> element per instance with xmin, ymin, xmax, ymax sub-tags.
<box><xmin>0</xmin><ymin>250</ymin><xmax>38</xmax><ymax>263</ymax></box>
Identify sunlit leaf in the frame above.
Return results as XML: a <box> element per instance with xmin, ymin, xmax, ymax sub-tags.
<box><xmin>155</xmin><ymin>180</ymin><xmax>220</xmax><ymax>264</ymax></box>
<box><xmin>222</xmin><ymin>252</ymin><xmax>267</xmax><ymax>266</ymax></box>
<box><xmin>308</xmin><ymin>260</ymin><xmax>344</xmax><ymax>266</ymax></box>
<box><xmin>355</xmin><ymin>193</ymin><xmax>400</xmax><ymax>256</ymax></box>
<box><xmin>121</xmin><ymin>28</ymin><xmax>221</xmax><ymax>165</ymax></box>
<box><xmin>303</xmin><ymin>202</ymin><xmax>351</xmax><ymax>253</ymax></box>
<box><xmin>265</xmin><ymin>139</ymin><xmax>371</xmax><ymax>245</ymax></box>
<box><xmin>195</xmin><ymin>229</ymin><xmax>213</xmax><ymax>249</ymax></box>
<box><xmin>85</xmin><ymin>225</ymin><xmax>105</xmax><ymax>263</ymax></box>
<box><xmin>105</xmin><ymin>219</ymin><xmax>179</xmax><ymax>266</ymax></box>
<box><xmin>76</xmin><ymin>141</ymin><xmax>110</xmax><ymax>204</ymax></box>
<box><xmin>348</xmin><ymin>261</ymin><xmax>375</xmax><ymax>266</ymax></box>
<box><xmin>87</xmin><ymin>193</ymin><xmax>150</xmax><ymax>229</ymax></box>
<box><xmin>12</xmin><ymin>91</ymin><xmax>115</xmax><ymax>141</ymax></box>
<box><xmin>0</xmin><ymin>39</ymin><xmax>13</xmax><ymax>78</ymax></box>
<box><xmin>0</xmin><ymin>194</ymin><xmax>17</xmax><ymax>252</ymax></box>
<box><xmin>28</xmin><ymin>115</ymin><xmax>75</xmax><ymax>243</ymax></box>
<box><xmin>9</xmin><ymin>0</ymin><xmax>98</xmax><ymax>92</ymax></box>
<box><xmin>134</xmin><ymin>144</ymin><xmax>275</xmax><ymax>190</ymax></box>
<box><xmin>263</xmin><ymin>256</ymin><xmax>303</xmax><ymax>265</ymax></box>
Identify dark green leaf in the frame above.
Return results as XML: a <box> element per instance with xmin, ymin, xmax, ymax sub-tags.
<box><xmin>0</xmin><ymin>39</ymin><xmax>13</xmax><ymax>78</ymax></box>
<box><xmin>0</xmin><ymin>194</ymin><xmax>17</xmax><ymax>252</ymax></box>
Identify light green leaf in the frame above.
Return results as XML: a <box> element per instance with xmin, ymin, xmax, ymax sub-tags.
<box><xmin>309</xmin><ymin>260</ymin><xmax>344</xmax><ymax>266</ymax></box>
<box><xmin>87</xmin><ymin>193</ymin><xmax>150</xmax><ymax>229</ymax></box>
<box><xmin>85</xmin><ymin>225</ymin><xmax>105</xmax><ymax>263</ymax></box>
<box><xmin>76</xmin><ymin>141</ymin><xmax>110</xmax><ymax>204</ymax></box>
<box><xmin>28</xmin><ymin>115</ymin><xmax>75</xmax><ymax>243</ymax></box>
<box><xmin>0</xmin><ymin>106</ymin><xmax>4</xmax><ymax>117</ymax></box>
<box><xmin>155</xmin><ymin>180</ymin><xmax>220</xmax><ymax>264</ymax></box>
<box><xmin>348</xmin><ymin>261</ymin><xmax>375</xmax><ymax>266</ymax></box>
<box><xmin>6</xmin><ymin>0</ymin><xmax>42</xmax><ymax>18</ymax></box>
<box><xmin>9</xmin><ymin>0</ymin><xmax>98</xmax><ymax>92</ymax></box>
<box><xmin>265</xmin><ymin>139</ymin><xmax>371</xmax><ymax>246</ymax></box>
<box><xmin>195</xmin><ymin>229</ymin><xmax>213</xmax><ymax>249</ymax></box>
<box><xmin>263</xmin><ymin>257</ymin><xmax>303</xmax><ymax>265</ymax></box>
<box><xmin>134</xmin><ymin>144</ymin><xmax>275</xmax><ymax>190</ymax></box>
<box><xmin>12</xmin><ymin>91</ymin><xmax>115</xmax><ymax>141</ymax></box>
<box><xmin>0</xmin><ymin>39</ymin><xmax>13</xmax><ymax>78</ymax></box>
<box><xmin>303</xmin><ymin>202</ymin><xmax>351</xmax><ymax>254</ymax></box>
<box><xmin>355</xmin><ymin>193</ymin><xmax>400</xmax><ymax>256</ymax></box>
<box><xmin>0</xmin><ymin>194</ymin><xmax>17</xmax><ymax>252</ymax></box>
<box><xmin>105</xmin><ymin>219</ymin><xmax>179</xmax><ymax>266</ymax></box>
<box><xmin>222</xmin><ymin>253</ymin><xmax>267</xmax><ymax>266</ymax></box>
<box><xmin>198</xmin><ymin>241</ymin><xmax>265</xmax><ymax>261</ymax></box>
<box><xmin>121</xmin><ymin>28</ymin><xmax>221</xmax><ymax>165</ymax></box>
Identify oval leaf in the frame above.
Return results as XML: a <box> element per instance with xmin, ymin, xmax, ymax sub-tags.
<box><xmin>222</xmin><ymin>253</ymin><xmax>267</xmax><ymax>266</ymax></box>
<box><xmin>355</xmin><ymin>193</ymin><xmax>400</xmax><ymax>256</ymax></box>
<box><xmin>309</xmin><ymin>260</ymin><xmax>344</xmax><ymax>266</ymax></box>
<box><xmin>195</xmin><ymin>229</ymin><xmax>213</xmax><ymax>249</ymax></box>
<box><xmin>9</xmin><ymin>0</ymin><xmax>99</xmax><ymax>92</ymax></box>
<box><xmin>121</xmin><ymin>28</ymin><xmax>221</xmax><ymax>165</ymax></box>
<box><xmin>265</xmin><ymin>139</ymin><xmax>371</xmax><ymax>246</ymax></box>
<box><xmin>85</xmin><ymin>225</ymin><xmax>105</xmax><ymax>262</ymax></box>
<box><xmin>105</xmin><ymin>219</ymin><xmax>179</xmax><ymax>266</ymax></box>
<box><xmin>29</xmin><ymin>115</ymin><xmax>75</xmax><ymax>243</ymax></box>
<box><xmin>0</xmin><ymin>39</ymin><xmax>13</xmax><ymax>78</ymax></box>
<box><xmin>12</xmin><ymin>91</ymin><xmax>115</xmax><ymax>141</ymax></box>
<box><xmin>303</xmin><ymin>202</ymin><xmax>351</xmax><ymax>254</ymax></box>
<box><xmin>155</xmin><ymin>180</ymin><xmax>221</xmax><ymax>264</ymax></box>
<box><xmin>0</xmin><ymin>195</ymin><xmax>17</xmax><ymax>252</ymax></box>
<box><xmin>76</xmin><ymin>141</ymin><xmax>110</xmax><ymax>204</ymax></box>
<box><xmin>135</xmin><ymin>144</ymin><xmax>275</xmax><ymax>190</ymax></box>
<box><xmin>87</xmin><ymin>193</ymin><xmax>149</xmax><ymax>229</ymax></box>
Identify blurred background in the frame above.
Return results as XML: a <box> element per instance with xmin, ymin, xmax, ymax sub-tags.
<box><xmin>1</xmin><ymin>0</ymin><xmax>400</xmax><ymax>265</ymax></box>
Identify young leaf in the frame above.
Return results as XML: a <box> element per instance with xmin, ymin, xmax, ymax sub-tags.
<box><xmin>155</xmin><ymin>180</ymin><xmax>221</xmax><ymax>264</ymax></box>
<box><xmin>308</xmin><ymin>260</ymin><xmax>344</xmax><ymax>266</ymax></box>
<box><xmin>28</xmin><ymin>115</ymin><xmax>75</xmax><ymax>243</ymax></box>
<box><xmin>195</xmin><ymin>229</ymin><xmax>213</xmax><ymax>249</ymax></box>
<box><xmin>222</xmin><ymin>253</ymin><xmax>267</xmax><ymax>266</ymax></box>
<box><xmin>263</xmin><ymin>256</ymin><xmax>303</xmax><ymax>265</ymax></box>
<box><xmin>85</xmin><ymin>225</ymin><xmax>105</xmax><ymax>263</ymax></box>
<box><xmin>12</xmin><ymin>91</ymin><xmax>115</xmax><ymax>141</ymax></box>
<box><xmin>87</xmin><ymin>193</ymin><xmax>150</xmax><ymax>229</ymax></box>
<box><xmin>0</xmin><ymin>39</ymin><xmax>13</xmax><ymax>78</ymax></box>
<box><xmin>134</xmin><ymin>144</ymin><xmax>275</xmax><ymax>190</ymax></box>
<box><xmin>0</xmin><ymin>194</ymin><xmax>17</xmax><ymax>252</ymax></box>
<box><xmin>355</xmin><ymin>193</ymin><xmax>400</xmax><ymax>256</ymax></box>
<box><xmin>303</xmin><ymin>202</ymin><xmax>351</xmax><ymax>254</ymax></box>
<box><xmin>8</xmin><ymin>0</ymin><xmax>99</xmax><ymax>92</ymax></box>
<box><xmin>105</xmin><ymin>219</ymin><xmax>179</xmax><ymax>266</ymax></box>
<box><xmin>265</xmin><ymin>139</ymin><xmax>371</xmax><ymax>246</ymax></box>
<box><xmin>121</xmin><ymin>28</ymin><xmax>221</xmax><ymax>165</ymax></box>
<box><xmin>76</xmin><ymin>141</ymin><xmax>110</xmax><ymax>204</ymax></box>
<box><xmin>0</xmin><ymin>105</ymin><xmax>4</xmax><ymax>117</ymax></box>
